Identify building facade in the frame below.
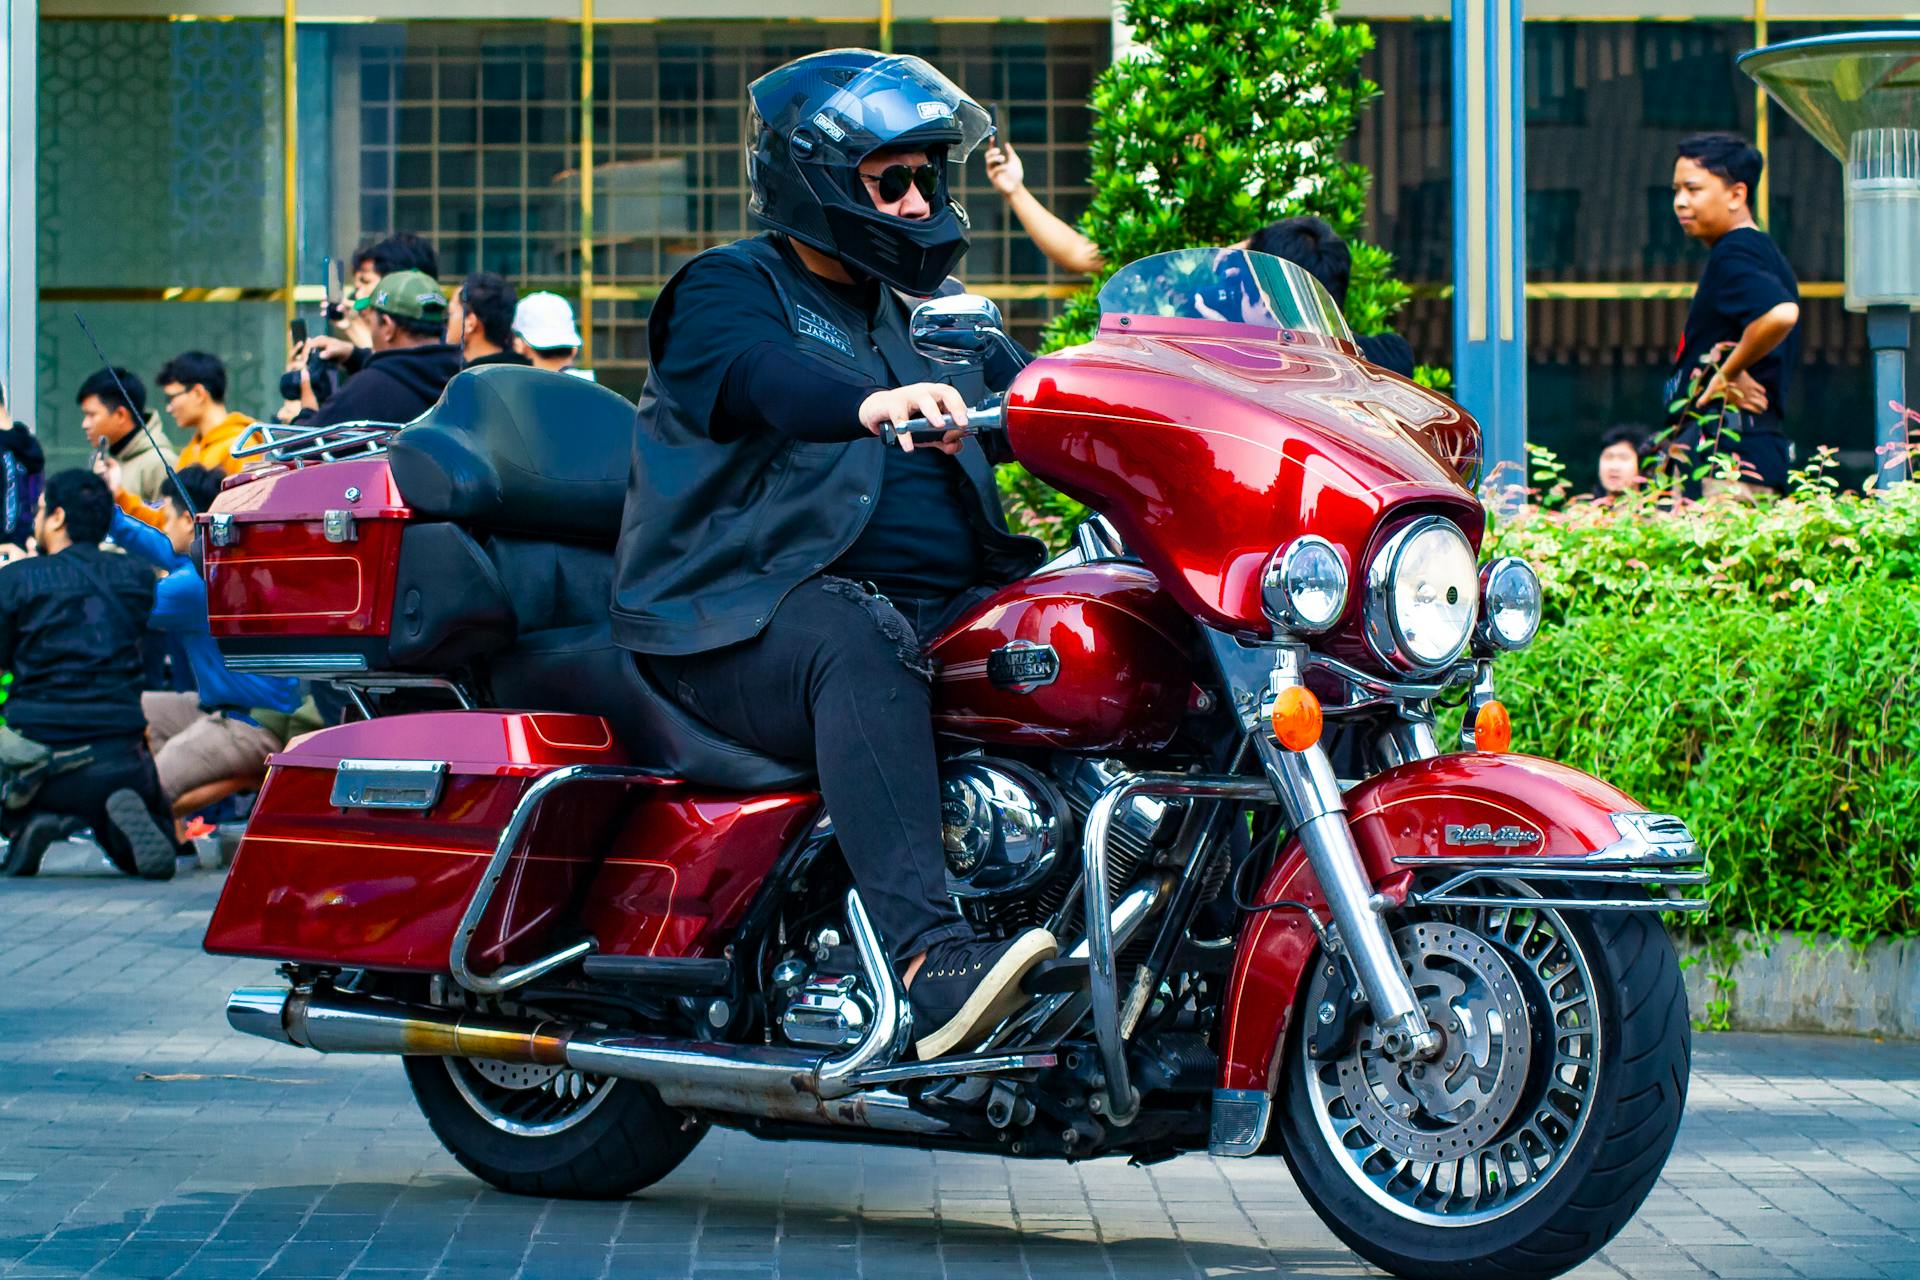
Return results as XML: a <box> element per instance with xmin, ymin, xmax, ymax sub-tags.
<box><xmin>14</xmin><ymin>0</ymin><xmax>1920</xmax><ymax>481</ymax></box>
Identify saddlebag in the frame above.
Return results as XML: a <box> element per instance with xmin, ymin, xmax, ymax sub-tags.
<box><xmin>203</xmin><ymin>710</ymin><xmax>821</xmax><ymax>974</ymax></box>
<box><xmin>203</xmin><ymin>710</ymin><xmax>646</xmax><ymax>972</ymax></box>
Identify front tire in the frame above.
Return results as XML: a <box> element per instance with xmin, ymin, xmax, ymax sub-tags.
<box><xmin>405</xmin><ymin>1055</ymin><xmax>706</xmax><ymax>1199</ymax></box>
<box><xmin>1276</xmin><ymin>900</ymin><xmax>1690</xmax><ymax>1280</ymax></box>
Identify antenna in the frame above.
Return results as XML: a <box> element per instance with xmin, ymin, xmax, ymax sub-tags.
<box><xmin>72</xmin><ymin>311</ymin><xmax>196</xmax><ymax>517</ymax></box>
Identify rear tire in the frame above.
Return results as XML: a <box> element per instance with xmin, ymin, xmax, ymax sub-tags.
<box><xmin>1276</xmin><ymin>903</ymin><xmax>1690</xmax><ymax>1280</ymax></box>
<box><xmin>405</xmin><ymin>1055</ymin><xmax>706</xmax><ymax>1199</ymax></box>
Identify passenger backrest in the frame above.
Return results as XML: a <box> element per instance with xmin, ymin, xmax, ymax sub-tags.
<box><xmin>388</xmin><ymin>365</ymin><xmax>633</xmax><ymax>543</ymax></box>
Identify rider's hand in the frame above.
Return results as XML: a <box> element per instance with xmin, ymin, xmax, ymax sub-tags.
<box><xmin>858</xmin><ymin>383</ymin><xmax>968</xmax><ymax>455</ymax></box>
<box><xmin>984</xmin><ymin>142</ymin><xmax>1025</xmax><ymax>198</ymax></box>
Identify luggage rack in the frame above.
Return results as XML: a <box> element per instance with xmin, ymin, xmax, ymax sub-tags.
<box><xmin>233</xmin><ymin>418</ymin><xmax>404</xmax><ymax>468</ymax></box>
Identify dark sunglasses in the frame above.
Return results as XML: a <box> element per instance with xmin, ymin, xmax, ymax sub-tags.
<box><xmin>861</xmin><ymin>161</ymin><xmax>941</xmax><ymax>204</ymax></box>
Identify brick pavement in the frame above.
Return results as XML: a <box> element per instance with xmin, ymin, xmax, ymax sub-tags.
<box><xmin>0</xmin><ymin>844</ymin><xmax>1914</xmax><ymax>1279</ymax></box>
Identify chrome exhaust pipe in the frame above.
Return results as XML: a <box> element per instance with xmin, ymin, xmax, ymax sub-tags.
<box><xmin>225</xmin><ymin>890</ymin><xmax>933</xmax><ymax>1130</ymax></box>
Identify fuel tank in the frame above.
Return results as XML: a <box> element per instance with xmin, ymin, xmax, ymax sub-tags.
<box><xmin>928</xmin><ymin>562</ymin><xmax>1194</xmax><ymax>753</ymax></box>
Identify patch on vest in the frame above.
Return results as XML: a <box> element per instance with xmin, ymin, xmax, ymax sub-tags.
<box><xmin>796</xmin><ymin>306</ymin><xmax>855</xmax><ymax>359</ymax></box>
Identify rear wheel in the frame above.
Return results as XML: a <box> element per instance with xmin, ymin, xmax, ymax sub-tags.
<box><xmin>1276</xmin><ymin>893</ymin><xmax>1690</xmax><ymax>1279</ymax></box>
<box><xmin>405</xmin><ymin>1055</ymin><xmax>706</xmax><ymax>1199</ymax></box>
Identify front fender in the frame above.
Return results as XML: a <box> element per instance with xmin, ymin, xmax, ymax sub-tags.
<box><xmin>1217</xmin><ymin>753</ymin><xmax>1643</xmax><ymax>1095</ymax></box>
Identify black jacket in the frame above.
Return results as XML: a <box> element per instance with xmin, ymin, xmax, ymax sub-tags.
<box><xmin>611</xmin><ymin>234</ymin><xmax>1044</xmax><ymax>656</ymax></box>
<box><xmin>0</xmin><ymin>423</ymin><xmax>44</xmax><ymax>549</ymax></box>
<box><xmin>307</xmin><ymin>342</ymin><xmax>462</xmax><ymax>428</ymax></box>
<box><xmin>0</xmin><ymin>543</ymin><xmax>156</xmax><ymax>746</ymax></box>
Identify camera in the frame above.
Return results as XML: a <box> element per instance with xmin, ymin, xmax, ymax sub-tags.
<box><xmin>280</xmin><ymin>352</ymin><xmax>341</xmax><ymax>406</ymax></box>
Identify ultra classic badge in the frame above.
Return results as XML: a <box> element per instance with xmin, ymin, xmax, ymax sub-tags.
<box><xmin>986</xmin><ymin>640</ymin><xmax>1060</xmax><ymax>694</ymax></box>
<box><xmin>1444</xmin><ymin>822</ymin><xmax>1542</xmax><ymax>849</ymax></box>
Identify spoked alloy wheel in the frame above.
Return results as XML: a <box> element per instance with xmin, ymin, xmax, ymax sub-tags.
<box><xmin>1277</xmin><ymin>888</ymin><xmax>1690</xmax><ymax>1280</ymax></box>
<box><xmin>443</xmin><ymin>1058</ymin><xmax>617</xmax><ymax>1137</ymax></box>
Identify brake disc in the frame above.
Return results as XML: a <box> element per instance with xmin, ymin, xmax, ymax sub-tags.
<box><xmin>1333</xmin><ymin>921</ymin><xmax>1533</xmax><ymax>1163</ymax></box>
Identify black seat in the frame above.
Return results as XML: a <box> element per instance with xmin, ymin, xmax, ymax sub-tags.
<box><xmin>487</xmin><ymin>623</ymin><xmax>815</xmax><ymax>793</ymax></box>
<box><xmin>388</xmin><ymin>365</ymin><xmax>633</xmax><ymax>543</ymax></box>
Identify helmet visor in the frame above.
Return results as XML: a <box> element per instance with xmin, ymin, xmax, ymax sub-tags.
<box><xmin>779</xmin><ymin>54</ymin><xmax>992</xmax><ymax>165</ymax></box>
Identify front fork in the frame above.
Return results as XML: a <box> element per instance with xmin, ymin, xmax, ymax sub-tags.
<box><xmin>1236</xmin><ymin>638</ymin><xmax>1441</xmax><ymax>1064</ymax></box>
<box><xmin>1255</xmin><ymin>736</ymin><xmax>1439</xmax><ymax>1062</ymax></box>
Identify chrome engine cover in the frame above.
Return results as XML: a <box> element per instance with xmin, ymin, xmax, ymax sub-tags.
<box><xmin>939</xmin><ymin>759</ymin><xmax>1068</xmax><ymax>899</ymax></box>
<box><xmin>780</xmin><ymin>973</ymin><xmax>874</xmax><ymax>1048</ymax></box>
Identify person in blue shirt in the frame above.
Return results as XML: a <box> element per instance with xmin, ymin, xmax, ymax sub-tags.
<box><xmin>103</xmin><ymin>464</ymin><xmax>312</xmax><ymax>806</ymax></box>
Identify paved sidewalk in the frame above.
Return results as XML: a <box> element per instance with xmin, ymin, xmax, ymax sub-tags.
<box><xmin>0</xmin><ymin>844</ymin><xmax>1914</xmax><ymax>1279</ymax></box>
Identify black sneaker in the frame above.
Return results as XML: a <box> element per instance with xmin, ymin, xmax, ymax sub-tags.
<box><xmin>105</xmin><ymin>790</ymin><xmax>176</xmax><ymax>881</ymax></box>
<box><xmin>908</xmin><ymin>928</ymin><xmax>1056</xmax><ymax>1060</ymax></box>
<box><xmin>3</xmin><ymin>814</ymin><xmax>65</xmax><ymax>878</ymax></box>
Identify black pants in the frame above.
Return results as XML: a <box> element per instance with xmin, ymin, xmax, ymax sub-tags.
<box><xmin>7</xmin><ymin>737</ymin><xmax>174</xmax><ymax>877</ymax></box>
<box><xmin>649</xmin><ymin>578</ymin><xmax>979</xmax><ymax>964</ymax></box>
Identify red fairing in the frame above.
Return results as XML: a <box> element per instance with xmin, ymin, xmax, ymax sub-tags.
<box><xmin>1004</xmin><ymin>319</ymin><xmax>1484</xmax><ymax>636</ymax></box>
<box><xmin>928</xmin><ymin>563</ymin><xmax>1195</xmax><ymax>753</ymax></box>
<box><xmin>204</xmin><ymin>711</ymin><xmax>818</xmax><ymax>973</ymax></box>
<box><xmin>1216</xmin><ymin>753</ymin><xmax>1643</xmax><ymax>1095</ymax></box>
<box><xmin>203</xmin><ymin>458</ymin><xmax>409</xmax><ymax>642</ymax></box>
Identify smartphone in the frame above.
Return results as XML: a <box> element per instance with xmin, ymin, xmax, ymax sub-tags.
<box><xmin>290</xmin><ymin>317</ymin><xmax>308</xmax><ymax>348</ymax></box>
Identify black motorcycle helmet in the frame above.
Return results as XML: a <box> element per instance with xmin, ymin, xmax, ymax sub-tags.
<box><xmin>747</xmin><ymin>49</ymin><xmax>991</xmax><ymax>296</ymax></box>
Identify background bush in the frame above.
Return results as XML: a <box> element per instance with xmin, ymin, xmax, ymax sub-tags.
<box><xmin>1480</xmin><ymin>472</ymin><xmax>1920</xmax><ymax>942</ymax></box>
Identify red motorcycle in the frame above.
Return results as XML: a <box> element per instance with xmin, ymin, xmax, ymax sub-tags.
<box><xmin>204</xmin><ymin>249</ymin><xmax>1703</xmax><ymax>1279</ymax></box>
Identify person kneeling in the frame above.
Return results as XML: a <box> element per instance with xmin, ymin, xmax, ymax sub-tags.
<box><xmin>106</xmin><ymin>465</ymin><xmax>314</xmax><ymax>814</ymax></box>
<box><xmin>0</xmin><ymin>471</ymin><xmax>182</xmax><ymax>879</ymax></box>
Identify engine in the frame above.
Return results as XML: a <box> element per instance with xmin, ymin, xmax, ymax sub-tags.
<box><xmin>767</xmin><ymin>756</ymin><xmax>1183</xmax><ymax>1051</ymax></box>
<box><xmin>939</xmin><ymin>756</ymin><xmax>1185</xmax><ymax>933</ymax></box>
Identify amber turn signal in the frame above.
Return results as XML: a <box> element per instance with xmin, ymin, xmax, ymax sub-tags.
<box><xmin>1270</xmin><ymin>685</ymin><xmax>1323</xmax><ymax>752</ymax></box>
<box><xmin>1474</xmin><ymin>699</ymin><xmax>1512</xmax><ymax>753</ymax></box>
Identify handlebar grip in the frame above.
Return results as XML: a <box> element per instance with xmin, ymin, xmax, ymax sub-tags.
<box><xmin>880</xmin><ymin>420</ymin><xmax>962</xmax><ymax>447</ymax></box>
<box><xmin>878</xmin><ymin>397</ymin><xmax>1007</xmax><ymax>448</ymax></box>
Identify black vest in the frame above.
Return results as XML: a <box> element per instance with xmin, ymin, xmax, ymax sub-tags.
<box><xmin>610</xmin><ymin>234</ymin><xmax>1043</xmax><ymax>656</ymax></box>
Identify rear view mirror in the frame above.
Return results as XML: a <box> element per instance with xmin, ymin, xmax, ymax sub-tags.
<box><xmin>909</xmin><ymin>294</ymin><xmax>1028</xmax><ymax>371</ymax></box>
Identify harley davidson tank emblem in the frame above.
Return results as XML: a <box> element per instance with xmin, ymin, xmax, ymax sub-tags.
<box><xmin>1444</xmin><ymin>822</ymin><xmax>1542</xmax><ymax>848</ymax></box>
<box><xmin>986</xmin><ymin>640</ymin><xmax>1060</xmax><ymax>694</ymax></box>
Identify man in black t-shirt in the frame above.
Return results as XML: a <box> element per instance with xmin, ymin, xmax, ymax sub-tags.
<box><xmin>1665</xmin><ymin>131</ymin><xmax>1802</xmax><ymax>494</ymax></box>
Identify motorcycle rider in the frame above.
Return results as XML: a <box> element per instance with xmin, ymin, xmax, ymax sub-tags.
<box><xmin>611</xmin><ymin>50</ymin><xmax>1053</xmax><ymax>1060</ymax></box>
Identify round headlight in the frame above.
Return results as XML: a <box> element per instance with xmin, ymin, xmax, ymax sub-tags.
<box><xmin>1262</xmin><ymin>536</ymin><xmax>1348</xmax><ymax>634</ymax></box>
<box><xmin>1364</xmin><ymin>518</ymin><xmax>1479</xmax><ymax>671</ymax></box>
<box><xmin>1479</xmin><ymin>558</ymin><xmax>1542</xmax><ymax>651</ymax></box>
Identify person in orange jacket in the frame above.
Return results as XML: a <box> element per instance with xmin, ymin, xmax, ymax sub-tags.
<box><xmin>110</xmin><ymin>352</ymin><xmax>253</xmax><ymax>528</ymax></box>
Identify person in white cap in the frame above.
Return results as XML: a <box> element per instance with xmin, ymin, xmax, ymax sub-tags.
<box><xmin>511</xmin><ymin>292</ymin><xmax>592</xmax><ymax>379</ymax></box>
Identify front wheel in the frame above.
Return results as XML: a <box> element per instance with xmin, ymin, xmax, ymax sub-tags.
<box><xmin>1276</xmin><ymin>895</ymin><xmax>1690</xmax><ymax>1280</ymax></box>
<box><xmin>405</xmin><ymin>1055</ymin><xmax>706</xmax><ymax>1199</ymax></box>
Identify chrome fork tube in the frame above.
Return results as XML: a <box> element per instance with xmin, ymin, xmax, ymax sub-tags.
<box><xmin>1255</xmin><ymin>738</ymin><xmax>1439</xmax><ymax>1061</ymax></box>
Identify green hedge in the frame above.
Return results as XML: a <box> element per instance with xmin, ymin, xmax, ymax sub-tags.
<box><xmin>1484</xmin><ymin>472</ymin><xmax>1920</xmax><ymax>942</ymax></box>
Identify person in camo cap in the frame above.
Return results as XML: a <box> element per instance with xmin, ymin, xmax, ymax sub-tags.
<box><xmin>291</xmin><ymin>270</ymin><xmax>462</xmax><ymax>428</ymax></box>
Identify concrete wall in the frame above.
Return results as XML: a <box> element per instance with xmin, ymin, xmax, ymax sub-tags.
<box><xmin>1679</xmin><ymin>931</ymin><xmax>1920</xmax><ymax>1041</ymax></box>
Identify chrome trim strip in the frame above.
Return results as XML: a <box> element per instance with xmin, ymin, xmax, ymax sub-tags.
<box><xmin>224</xmin><ymin>652</ymin><xmax>370</xmax><ymax>675</ymax></box>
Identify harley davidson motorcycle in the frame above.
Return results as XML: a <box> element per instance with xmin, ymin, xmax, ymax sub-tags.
<box><xmin>203</xmin><ymin>249</ymin><xmax>1704</xmax><ymax>1279</ymax></box>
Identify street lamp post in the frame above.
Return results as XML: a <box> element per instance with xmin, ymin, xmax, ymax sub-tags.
<box><xmin>1740</xmin><ymin>33</ymin><xmax>1920</xmax><ymax>488</ymax></box>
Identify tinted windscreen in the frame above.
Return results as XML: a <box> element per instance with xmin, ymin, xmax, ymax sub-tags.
<box><xmin>1096</xmin><ymin>248</ymin><xmax>1354</xmax><ymax>341</ymax></box>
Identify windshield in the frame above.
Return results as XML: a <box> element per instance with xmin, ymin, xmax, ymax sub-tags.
<box><xmin>1096</xmin><ymin>248</ymin><xmax>1354</xmax><ymax>342</ymax></box>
